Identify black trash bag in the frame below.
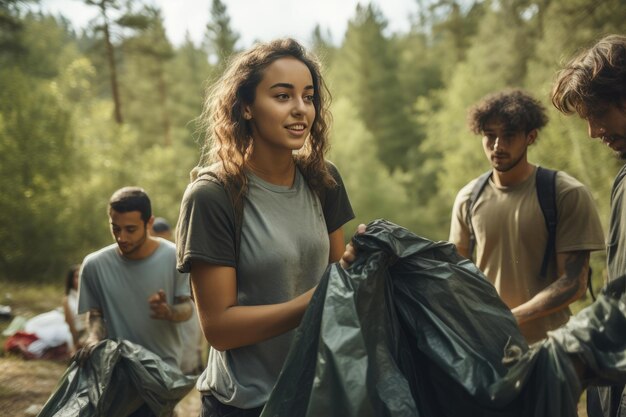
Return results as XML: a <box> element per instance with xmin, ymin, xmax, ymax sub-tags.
<box><xmin>261</xmin><ymin>219</ymin><xmax>626</xmax><ymax>417</ymax></box>
<box><xmin>37</xmin><ymin>339</ymin><xmax>196</xmax><ymax>417</ymax></box>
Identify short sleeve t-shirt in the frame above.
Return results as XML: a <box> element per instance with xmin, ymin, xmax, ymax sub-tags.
<box><xmin>176</xmin><ymin>163</ymin><xmax>354</xmax><ymax>408</ymax></box>
<box><xmin>449</xmin><ymin>168</ymin><xmax>605</xmax><ymax>343</ymax></box>
<box><xmin>78</xmin><ymin>239</ymin><xmax>190</xmax><ymax>368</ymax></box>
<box><xmin>608</xmin><ymin>164</ymin><xmax>626</xmax><ymax>282</ymax></box>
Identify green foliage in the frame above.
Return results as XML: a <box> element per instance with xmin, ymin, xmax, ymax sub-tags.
<box><xmin>329</xmin><ymin>98</ymin><xmax>417</xmax><ymax>233</ymax></box>
<box><xmin>0</xmin><ymin>9</ymin><xmax>201</xmax><ymax>282</ymax></box>
<box><xmin>120</xmin><ymin>7</ymin><xmax>175</xmax><ymax>147</ymax></box>
<box><xmin>116</xmin><ymin>12</ymin><xmax>152</xmax><ymax>30</ymax></box>
<box><xmin>424</xmin><ymin>0</ymin><xmax>486</xmax><ymax>81</ymax></box>
<box><xmin>167</xmin><ymin>36</ymin><xmax>213</xmax><ymax>149</ymax></box>
<box><xmin>8</xmin><ymin>13</ymin><xmax>79</xmax><ymax>78</ymax></box>
<box><xmin>204</xmin><ymin>0</ymin><xmax>239</xmax><ymax>69</ymax></box>
<box><xmin>310</xmin><ymin>24</ymin><xmax>336</xmax><ymax>68</ymax></box>
<box><xmin>0</xmin><ymin>1</ymin><xmax>27</xmax><ymax>61</ymax></box>
<box><xmin>0</xmin><ymin>68</ymin><xmax>74</xmax><ymax>280</ymax></box>
<box><xmin>131</xmin><ymin>145</ymin><xmax>198</xmax><ymax>227</ymax></box>
<box><xmin>332</xmin><ymin>4</ymin><xmax>420</xmax><ymax>171</ymax></box>
<box><xmin>3</xmin><ymin>0</ymin><xmax>626</xmax><ymax>290</ymax></box>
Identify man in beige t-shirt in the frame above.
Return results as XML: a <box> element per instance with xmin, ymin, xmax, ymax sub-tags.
<box><xmin>449</xmin><ymin>89</ymin><xmax>605</xmax><ymax>344</ymax></box>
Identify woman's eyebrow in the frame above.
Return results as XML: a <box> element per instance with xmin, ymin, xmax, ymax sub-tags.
<box><xmin>269</xmin><ymin>83</ymin><xmax>314</xmax><ymax>90</ymax></box>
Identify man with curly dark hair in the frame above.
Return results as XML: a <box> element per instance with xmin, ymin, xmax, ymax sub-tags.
<box><xmin>449</xmin><ymin>89</ymin><xmax>604</xmax><ymax>344</ymax></box>
<box><xmin>552</xmin><ymin>34</ymin><xmax>626</xmax><ymax>417</ymax></box>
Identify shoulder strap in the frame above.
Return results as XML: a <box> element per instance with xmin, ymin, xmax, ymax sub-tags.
<box><xmin>196</xmin><ymin>168</ymin><xmax>244</xmax><ymax>263</ymax></box>
<box><xmin>466</xmin><ymin>171</ymin><xmax>492</xmax><ymax>261</ymax></box>
<box><xmin>587</xmin><ymin>267</ymin><xmax>595</xmax><ymax>301</ymax></box>
<box><xmin>536</xmin><ymin>167</ymin><xmax>595</xmax><ymax>298</ymax></box>
<box><xmin>467</xmin><ymin>167</ymin><xmax>593</xmax><ymax>296</ymax></box>
<box><xmin>535</xmin><ymin>167</ymin><xmax>558</xmax><ymax>279</ymax></box>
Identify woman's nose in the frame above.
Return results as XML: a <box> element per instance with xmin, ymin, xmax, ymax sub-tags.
<box><xmin>291</xmin><ymin>98</ymin><xmax>305</xmax><ymax>116</ymax></box>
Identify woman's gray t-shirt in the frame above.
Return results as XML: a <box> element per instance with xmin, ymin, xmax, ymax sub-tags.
<box><xmin>176</xmin><ymin>163</ymin><xmax>354</xmax><ymax>408</ymax></box>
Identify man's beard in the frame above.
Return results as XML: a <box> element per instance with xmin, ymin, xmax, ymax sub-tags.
<box><xmin>493</xmin><ymin>150</ymin><xmax>526</xmax><ymax>173</ymax></box>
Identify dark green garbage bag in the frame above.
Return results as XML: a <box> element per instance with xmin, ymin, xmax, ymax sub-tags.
<box><xmin>260</xmin><ymin>219</ymin><xmax>626</xmax><ymax>417</ymax></box>
<box><xmin>37</xmin><ymin>339</ymin><xmax>196</xmax><ymax>417</ymax></box>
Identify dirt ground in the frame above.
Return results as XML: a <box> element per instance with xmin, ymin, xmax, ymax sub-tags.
<box><xmin>0</xmin><ymin>353</ymin><xmax>590</xmax><ymax>417</ymax></box>
<box><xmin>0</xmin><ymin>282</ymin><xmax>200</xmax><ymax>416</ymax></box>
<box><xmin>0</xmin><ymin>282</ymin><xmax>590</xmax><ymax>416</ymax></box>
<box><xmin>0</xmin><ymin>355</ymin><xmax>201</xmax><ymax>416</ymax></box>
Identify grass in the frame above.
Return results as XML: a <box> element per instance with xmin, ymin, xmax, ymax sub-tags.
<box><xmin>0</xmin><ymin>281</ymin><xmax>63</xmax><ymax>314</ymax></box>
<box><xmin>0</xmin><ymin>281</ymin><xmax>67</xmax><ymax>414</ymax></box>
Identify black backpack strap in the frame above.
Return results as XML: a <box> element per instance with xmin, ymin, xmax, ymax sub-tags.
<box><xmin>466</xmin><ymin>171</ymin><xmax>492</xmax><ymax>261</ymax></box>
<box><xmin>535</xmin><ymin>167</ymin><xmax>558</xmax><ymax>279</ymax></box>
<box><xmin>587</xmin><ymin>267</ymin><xmax>595</xmax><ymax>301</ymax></box>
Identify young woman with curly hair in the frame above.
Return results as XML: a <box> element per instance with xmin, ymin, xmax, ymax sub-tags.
<box><xmin>176</xmin><ymin>38</ymin><xmax>355</xmax><ymax>417</ymax></box>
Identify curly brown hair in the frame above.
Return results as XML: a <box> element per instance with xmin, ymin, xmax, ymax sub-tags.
<box><xmin>467</xmin><ymin>89</ymin><xmax>549</xmax><ymax>136</ymax></box>
<box><xmin>197</xmin><ymin>38</ymin><xmax>335</xmax><ymax>199</ymax></box>
<box><xmin>551</xmin><ymin>34</ymin><xmax>626</xmax><ymax>118</ymax></box>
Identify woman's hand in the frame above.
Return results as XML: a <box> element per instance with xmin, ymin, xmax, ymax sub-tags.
<box><xmin>339</xmin><ymin>224</ymin><xmax>366</xmax><ymax>269</ymax></box>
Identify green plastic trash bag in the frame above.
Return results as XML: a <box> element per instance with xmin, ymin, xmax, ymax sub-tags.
<box><xmin>261</xmin><ymin>219</ymin><xmax>626</xmax><ymax>417</ymax></box>
<box><xmin>37</xmin><ymin>339</ymin><xmax>196</xmax><ymax>417</ymax></box>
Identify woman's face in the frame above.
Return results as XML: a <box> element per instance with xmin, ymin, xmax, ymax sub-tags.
<box><xmin>243</xmin><ymin>57</ymin><xmax>315</xmax><ymax>153</ymax></box>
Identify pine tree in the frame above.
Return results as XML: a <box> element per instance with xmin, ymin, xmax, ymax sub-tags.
<box><xmin>121</xmin><ymin>6</ymin><xmax>175</xmax><ymax>147</ymax></box>
<box><xmin>83</xmin><ymin>0</ymin><xmax>152</xmax><ymax>124</ymax></box>
<box><xmin>168</xmin><ymin>33</ymin><xmax>213</xmax><ymax>149</ymax></box>
<box><xmin>334</xmin><ymin>4</ymin><xmax>420</xmax><ymax>171</ymax></box>
<box><xmin>310</xmin><ymin>24</ymin><xmax>335</xmax><ymax>68</ymax></box>
<box><xmin>204</xmin><ymin>0</ymin><xmax>239</xmax><ymax>70</ymax></box>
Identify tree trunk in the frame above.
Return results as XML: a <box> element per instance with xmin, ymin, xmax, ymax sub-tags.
<box><xmin>100</xmin><ymin>2</ymin><xmax>123</xmax><ymax>124</ymax></box>
<box><xmin>157</xmin><ymin>64</ymin><xmax>171</xmax><ymax>147</ymax></box>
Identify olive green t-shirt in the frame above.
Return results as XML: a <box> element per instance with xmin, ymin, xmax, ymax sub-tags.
<box><xmin>450</xmin><ymin>167</ymin><xmax>605</xmax><ymax>343</ymax></box>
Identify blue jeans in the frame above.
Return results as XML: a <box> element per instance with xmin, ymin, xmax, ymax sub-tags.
<box><xmin>200</xmin><ymin>395</ymin><xmax>263</xmax><ymax>417</ymax></box>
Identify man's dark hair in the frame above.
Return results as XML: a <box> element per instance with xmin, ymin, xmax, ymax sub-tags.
<box><xmin>552</xmin><ymin>34</ymin><xmax>626</xmax><ymax>117</ymax></box>
<box><xmin>152</xmin><ymin>217</ymin><xmax>171</xmax><ymax>233</ymax></box>
<box><xmin>468</xmin><ymin>89</ymin><xmax>549</xmax><ymax>135</ymax></box>
<box><xmin>109</xmin><ymin>186</ymin><xmax>151</xmax><ymax>223</ymax></box>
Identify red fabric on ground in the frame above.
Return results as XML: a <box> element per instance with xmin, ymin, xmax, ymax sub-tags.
<box><xmin>4</xmin><ymin>331</ymin><xmax>70</xmax><ymax>360</ymax></box>
<box><xmin>4</xmin><ymin>331</ymin><xmax>39</xmax><ymax>359</ymax></box>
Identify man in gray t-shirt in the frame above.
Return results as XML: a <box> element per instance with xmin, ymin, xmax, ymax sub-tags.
<box><xmin>77</xmin><ymin>187</ymin><xmax>192</xmax><ymax>416</ymax></box>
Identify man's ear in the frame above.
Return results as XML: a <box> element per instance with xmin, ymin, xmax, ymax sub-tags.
<box><xmin>147</xmin><ymin>215</ymin><xmax>155</xmax><ymax>231</ymax></box>
<box><xmin>527</xmin><ymin>129</ymin><xmax>538</xmax><ymax>145</ymax></box>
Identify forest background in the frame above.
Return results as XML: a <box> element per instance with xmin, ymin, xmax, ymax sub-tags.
<box><xmin>1</xmin><ymin>0</ymin><xmax>625</xmax><ymax>302</ymax></box>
